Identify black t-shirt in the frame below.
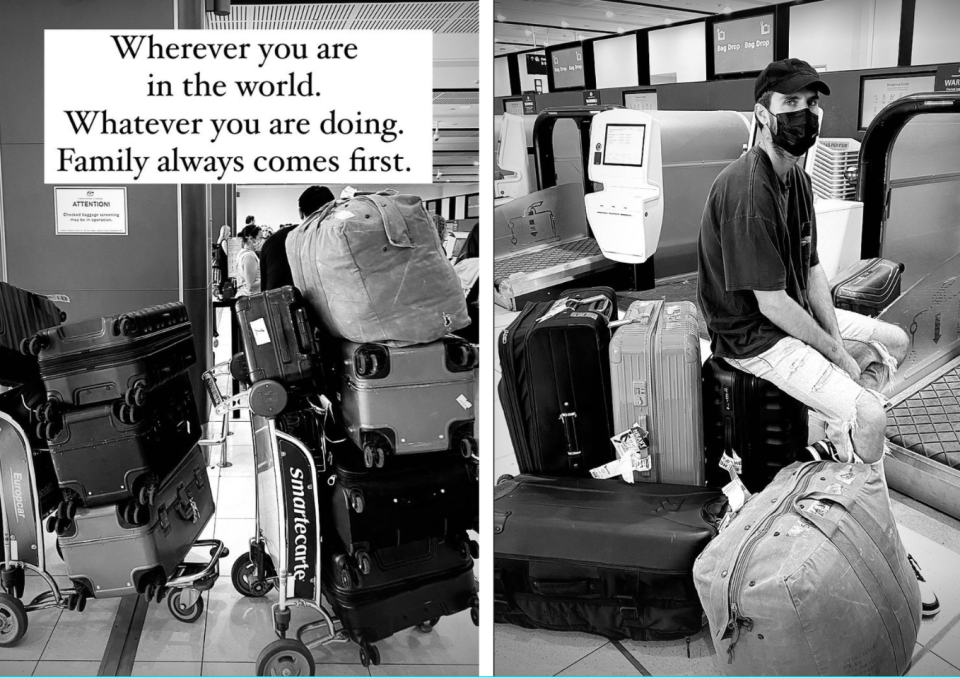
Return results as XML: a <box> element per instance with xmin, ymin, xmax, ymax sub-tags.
<box><xmin>259</xmin><ymin>226</ymin><xmax>295</xmax><ymax>291</ymax></box>
<box><xmin>697</xmin><ymin>146</ymin><xmax>819</xmax><ymax>359</ymax></box>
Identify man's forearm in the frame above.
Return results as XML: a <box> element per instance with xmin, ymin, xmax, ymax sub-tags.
<box><xmin>757</xmin><ymin>292</ymin><xmax>844</xmax><ymax>365</ymax></box>
<box><xmin>807</xmin><ymin>264</ymin><xmax>840</xmax><ymax>339</ymax></box>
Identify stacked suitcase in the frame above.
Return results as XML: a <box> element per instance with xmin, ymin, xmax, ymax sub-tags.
<box><xmin>22</xmin><ymin>302</ymin><xmax>214</xmax><ymax>602</ymax></box>
<box><xmin>234</xmin><ymin>287</ymin><xmax>480</xmax><ymax>664</ymax></box>
<box><xmin>496</xmin><ymin>289</ymin><xmax>726</xmax><ymax>639</ymax></box>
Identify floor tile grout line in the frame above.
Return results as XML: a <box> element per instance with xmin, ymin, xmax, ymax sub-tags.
<box><xmin>928</xmin><ymin>648</ymin><xmax>960</xmax><ymax>673</ymax></box>
<box><xmin>908</xmin><ymin>609</ymin><xmax>960</xmax><ymax>672</ymax></box>
<box><xmin>550</xmin><ymin>642</ymin><xmax>611</xmax><ymax>677</ymax></box>
<box><xmin>611</xmin><ymin>640</ymin><xmax>652</xmax><ymax>676</ymax></box>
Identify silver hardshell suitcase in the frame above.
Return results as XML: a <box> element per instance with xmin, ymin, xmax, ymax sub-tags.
<box><xmin>610</xmin><ymin>300</ymin><xmax>704</xmax><ymax>485</ymax></box>
<box><xmin>59</xmin><ymin>445</ymin><xmax>214</xmax><ymax>598</ymax></box>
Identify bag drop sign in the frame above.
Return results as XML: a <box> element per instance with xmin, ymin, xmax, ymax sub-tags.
<box><xmin>54</xmin><ymin>187</ymin><xmax>127</xmax><ymax>235</ymax></box>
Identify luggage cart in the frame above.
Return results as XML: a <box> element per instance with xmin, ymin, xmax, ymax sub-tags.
<box><xmin>0</xmin><ymin>411</ymin><xmax>227</xmax><ymax>646</ymax></box>
<box><xmin>202</xmin><ymin>364</ymin><xmax>352</xmax><ymax>676</ymax></box>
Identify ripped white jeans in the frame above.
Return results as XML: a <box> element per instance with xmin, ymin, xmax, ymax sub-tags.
<box><xmin>725</xmin><ymin>309</ymin><xmax>901</xmax><ymax>464</ymax></box>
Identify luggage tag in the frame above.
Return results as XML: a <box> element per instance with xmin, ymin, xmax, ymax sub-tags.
<box><xmin>611</xmin><ymin>423</ymin><xmax>649</xmax><ymax>458</ymax></box>
<box><xmin>535</xmin><ymin>298</ymin><xmax>575</xmax><ymax>324</ymax></box>
<box><xmin>589</xmin><ymin>457</ymin><xmax>623</xmax><ymax>480</ymax></box>
<box><xmin>619</xmin><ymin>452</ymin><xmax>651</xmax><ymax>484</ymax></box>
<box><xmin>249</xmin><ymin>318</ymin><xmax>271</xmax><ymax>346</ymax></box>
<box><xmin>718</xmin><ymin>449</ymin><xmax>743</xmax><ymax>480</ymax></box>
<box><xmin>722</xmin><ymin>476</ymin><xmax>751</xmax><ymax>513</ymax></box>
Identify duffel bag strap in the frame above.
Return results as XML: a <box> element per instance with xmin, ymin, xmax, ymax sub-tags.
<box><xmin>356</xmin><ymin>194</ymin><xmax>415</xmax><ymax>248</ymax></box>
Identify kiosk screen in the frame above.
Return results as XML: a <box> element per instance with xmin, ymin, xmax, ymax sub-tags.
<box><xmin>504</xmin><ymin>99</ymin><xmax>524</xmax><ymax>116</ymax></box>
<box><xmin>603</xmin><ymin>123</ymin><xmax>646</xmax><ymax>167</ymax></box>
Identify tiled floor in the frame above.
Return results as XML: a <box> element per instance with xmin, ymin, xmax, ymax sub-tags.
<box><xmin>493</xmin><ymin>304</ymin><xmax>960</xmax><ymax>676</ymax></box>
<box><xmin>0</xmin><ymin>309</ymin><xmax>478</xmax><ymax>677</ymax></box>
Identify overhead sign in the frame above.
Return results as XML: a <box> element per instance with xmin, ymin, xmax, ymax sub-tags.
<box><xmin>552</xmin><ymin>46</ymin><xmax>584</xmax><ymax>89</ymax></box>
<box><xmin>713</xmin><ymin>14</ymin><xmax>774</xmax><ymax>75</ymax></box>
<box><xmin>935</xmin><ymin>63</ymin><xmax>960</xmax><ymax>92</ymax></box>
<box><xmin>526</xmin><ymin>54</ymin><xmax>548</xmax><ymax>75</ymax></box>
<box><xmin>54</xmin><ymin>187</ymin><xmax>127</xmax><ymax>235</ymax></box>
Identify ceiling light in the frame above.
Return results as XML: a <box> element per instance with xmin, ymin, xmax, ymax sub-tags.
<box><xmin>524</xmin><ymin>28</ymin><xmax>533</xmax><ymax>36</ymax></box>
<box><xmin>575</xmin><ymin>33</ymin><xmax>584</xmax><ymax>41</ymax></box>
<box><xmin>496</xmin><ymin>13</ymin><xmax>505</xmax><ymax>21</ymax></box>
<box><xmin>617</xmin><ymin>26</ymin><xmax>625</xmax><ymax>34</ymax></box>
<box><xmin>722</xmin><ymin>6</ymin><xmax>732</xmax><ymax>13</ymax></box>
<box><xmin>663</xmin><ymin>17</ymin><xmax>672</xmax><ymax>25</ymax></box>
<box><xmin>560</xmin><ymin>20</ymin><xmax>570</xmax><ymax>28</ymax></box>
<box><xmin>473</xmin><ymin>161</ymin><xmax>480</xmax><ymax>166</ymax></box>
<box><xmin>542</xmin><ymin>39</ymin><xmax>550</xmax><ymax>46</ymax></box>
<box><xmin>605</xmin><ymin>10</ymin><xmax>615</xmax><ymax>18</ymax></box>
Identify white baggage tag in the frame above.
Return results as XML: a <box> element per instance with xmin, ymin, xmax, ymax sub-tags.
<box><xmin>788</xmin><ymin>520</ymin><xmax>813</xmax><ymax>537</ymax></box>
<box><xmin>535</xmin><ymin>299</ymin><xmax>574</xmax><ymax>323</ymax></box>
<box><xmin>825</xmin><ymin>483</ymin><xmax>843</xmax><ymax>496</ymax></box>
<box><xmin>618</xmin><ymin>451</ymin><xmax>652</xmax><ymax>484</ymax></box>
<box><xmin>719</xmin><ymin>451</ymin><xmax>742</xmax><ymax>475</ymax></box>
<box><xmin>249</xmin><ymin>318</ymin><xmax>271</xmax><ymax>346</ymax></box>
<box><xmin>836</xmin><ymin>466</ymin><xmax>856</xmax><ymax>485</ymax></box>
<box><xmin>805</xmin><ymin>500</ymin><xmax>830</xmax><ymax>517</ymax></box>
<box><xmin>334</xmin><ymin>210</ymin><xmax>355</xmax><ymax>220</ymax></box>
<box><xmin>722</xmin><ymin>477</ymin><xmax>749</xmax><ymax>512</ymax></box>
<box><xmin>610</xmin><ymin>423</ymin><xmax>648</xmax><ymax>458</ymax></box>
<box><xmin>589</xmin><ymin>457</ymin><xmax>622</xmax><ymax>480</ymax></box>
<box><xmin>456</xmin><ymin>394</ymin><xmax>473</xmax><ymax>410</ymax></box>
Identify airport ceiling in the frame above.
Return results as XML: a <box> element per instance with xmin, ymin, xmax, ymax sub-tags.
<box><xmin>204</xmin><ymin>1</ymin><xmax>479</xmax><ymax>184</ymax></box>
<box><xmin>495</xmin><ymin>0</ymin><xmax>793</xmax><ymax>56</ymax></box>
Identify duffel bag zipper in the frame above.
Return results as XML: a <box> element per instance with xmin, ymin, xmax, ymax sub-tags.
<box><xmin>724</xmin><ymin>462</ymin><xmax>824</xmax><ymax>657</ymax></box>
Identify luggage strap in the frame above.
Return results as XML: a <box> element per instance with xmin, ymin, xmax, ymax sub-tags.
<box><xmin>354</xmin><ymin>194</ymin><xmax>415</xmax><ymax>249</ymax></box>
<box><xmin>793</xmin><ymin>490</ymin><xmax>915</xmax><ymax>671</ymax></box>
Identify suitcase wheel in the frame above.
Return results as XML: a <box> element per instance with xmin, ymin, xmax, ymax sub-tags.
<box><xmin>468</xmin><ymin>539</ymin><xmax>479</xmax><ymax>561</ymax></box>
<box><xmin>362</xmin><ymin>444</ymin><xmax>386</xmax><ymax>470</ymax></box>
<box><xmin>337</xmin><ymin>560</ymin><xmax>362</xmax><ymax>591</ymax></box>
<box><xmin>43</xmin><ymin>420</ymin><xmax>63</xmax><ymax>442</ymax></box>
<box><xmin>0</xmin><ymin>592</ymin><xmax>28</xmax><ymax>647</ymax></box>
<box><xmin>459</xmin><ymin>436</ymin><xmax>477</xmax><ymax>459</ymax></box>
<box><xmin>167</xmin><ymin>589</ymin><xmax>204</xmax><ymax>623</ymax></box>
<box><xmin>256</xmin><ymin>638</ymin><xmax>315</xmax><ymax>677</ymax></box>
<box><xmin>116</xmin><ymin>316</ymin><xmax>138</xmax><ymax>337</ymax></box>
<box><xmin>138</xmin><ymin>481</ymin><xmax>158</xmax><ymax>508</ymax></box>
<box><xmin>496</xmin><ymin>474</ymin><xmax>514</xmax><ymax>486</ymax></box>
<box><xmin>358</xmin><ymin>642</ymin><xmax>380</xmax><ymax>668</ymax></box>
<box><xmin>23</xmin><ymin>334</ymin><xmax>49</xmax><ymax>356</ymax></box>
<box><xmin>231</xmin><ymin>553</ymin><xmax>275</xmax><ymax>598</ymax></box>
<box><xmin>0</xmin><ymin>566</ymin><xmax>25</xmax><ymax>601</ymax></box>
<box><xmin>348</xmin><ymin>490</ymin><xmax>365</xmax><ymax>514</ymax></box>
<box><xmin>123</xmin><ymin>382</ymin><xmax>148</xmax><ymax>409</ymax></box>
<box><xmin>355</xmin><ymin>551</ymin><xmax>372</xmax><ymax>576</ymax></box>
<box><xmin>471</xmin><ymin>597</ymin><xmax>479</xmax><ymax>627</ymax></box>
<box><xmin>415</xmin><ymin>617</ymin><xmax>440</xmax><ymax>634</ymax></box>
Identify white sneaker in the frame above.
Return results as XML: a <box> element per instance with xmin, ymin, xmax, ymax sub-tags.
<box><xmin>806</xmin><ymin>439</ymin><xmax>846</xmax><ymax>463</ymax></box>
<box><xmin>908</xmin><ymin>554</ymin><xmax>941</xmax><ymax>618</ymax></box>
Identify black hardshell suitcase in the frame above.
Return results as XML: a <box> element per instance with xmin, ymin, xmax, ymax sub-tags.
<box><xmin>702</xmin><ymin>355</ymin><xmax>809</xmax><ymax>493</ymax></box>
<box><xmin>498</xmin><ymin>287</ymin><xmax>617</xmax><ymax>477</ymax></box>
<box><xmin>0</xmin><ymin>283</ymin><xmax>65</xmax><ymax>387</ymax></box>
<box><xmin>0</xmin><ymin>384</ymin><xmax>63</xmax><ymax>518</ymax></box>
<box><xmin>43</xmin><ymin>374</ymin><xmax>201</xmax><ymax>510</ymax></box>
<box><xmin>830</xmin><ymin>258</ymin><xmax>905</xmax><ymax>317</ymax></box>
<box><xmin>59</xmin><ymin>445</ymin><xmax>214</xmax><ymax>598</ymax></box>
<box><xmin>323</xmin><ymin>554</ymin><xmax>478</xmax><ymax>647</ymax></box>
<box><xmin>235</xmin><ymin>287</ymin><xmax>320</xmax><ymax>393</ymax></box>
<box><xmin>329</xmin><ymin>532</ymin><xmax>477</xmax><ymax>592</ymax></box>
<box><xmin>493</xmin><ymin>475</ymin><xmax>725</xmax><ymax>640</ymax></box>
<box><xmin>29</xmin><ymin>303</ymin><xmax>196</xmax><ymax>409</ymax></box>
<box><xmin>327</xmin><ymin>336</ymin><xmax>478</xmax><ymax>467</ymax></box>
<box><xmin>325</xmin><ymin>450</ymin><xmax>479</xmax><ymax>559</ymax></box>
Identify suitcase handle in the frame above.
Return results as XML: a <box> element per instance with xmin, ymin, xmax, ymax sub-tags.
<box><xmin>559</xmin><ymin>411</ymin><xmax>581</xmax><ymax>470</ymax></box>
<box><xmin>292</xmin><ymin>306</ymin><xmax>316</xmax><ymax>355</ymax></box>
<box><xmin>530</xmin><ymin>578</ymin><xmax>595</xmax><ymax>596</ymax></box>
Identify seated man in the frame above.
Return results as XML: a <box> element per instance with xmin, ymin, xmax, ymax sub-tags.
<box><xmin>697</xmin><ymin>58</ymin><xmax>938</xmax><ymax>617</ymax></box>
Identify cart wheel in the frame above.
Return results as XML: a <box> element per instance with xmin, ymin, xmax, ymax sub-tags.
<box><xmin>232</xmin><ymin>553</ymin><xmax>274</xmax><ymax>598</ymax></box>
<box><xmin>349</xmin><ymin>490</ymin><xmax>365</xmax><ymax>514</ymax></box>
<box><xmin>459</xmin><ymin>436</ymin><xmax>476</xmax><ymax>459</ymax></box>
<box><xmin>0</xmin><ymin>593</ymin><xmax>27</xmax><ymax>647</ymax></box>
<box><xmin>167</xmin><ymin>590</ymin><xmax>204</xmax><ymax>623</ymax></box>
<box><xmin>496</xmin><ymin>474</ymin><xmax>514</xmax><ymax>486</ymax></box>
<box><xmin>355</xmin><ymin>551</ymin><xmax>372</xmax><ymax>576</ymax></box>
<box><xmin>256</xmin><ymin>638</ymin><xmax>315</xmax><ymax>676</ymax></box>
<box><xmin>374</xmin><ymin>448</ymin><xmax>386</xmax><ymax>469</ymax></box>
<box><xmin>416</xmin><ymin>617</ymin><xmax>440</xmax><ymax>633</ymax></box>
<box><xmin>362</xmin><ymin>444</ymin><xmax>375</xmax><ymax>469</ymax></box>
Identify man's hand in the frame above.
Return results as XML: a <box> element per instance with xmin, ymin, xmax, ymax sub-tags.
<box><xmin>832</xmin><ymin>344</ymin><xmax>862</xmax><ymax>381</ymax></box>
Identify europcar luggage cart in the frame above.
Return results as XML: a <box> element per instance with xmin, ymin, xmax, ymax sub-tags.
<box><xmin>202</xmin><ymin>364</ymin><xmax>352</xmax><ymax>676</ymax></box>
<box><xmin>0</xmin><ymin>411</ymin><xmax>227</xmax><ymax>646</ymax></box>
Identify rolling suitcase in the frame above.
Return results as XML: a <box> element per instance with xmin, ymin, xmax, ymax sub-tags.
<box><xmin>494</xmin><ymin>474</ymin><xmax>726</xmax><ymax>640</ymax></box>
<box><xmin>830</xmin><ymin>257</ymin><xmax>904</xmax><ymax>317</ymax></box>
<box><xmin>498</xmin><ymin>287</ymin><xmax>617</xmax><ymax>477</ymax></box>
<box><xmin>702</xmin><ymin>355</ymin><xmax>809</xmax><ymax>493</ymax></box>
<box><xmin>235</xmin><ymin>287</ymin><xmax>321</xmax><ymax>393</ymax></box>
<box><xmin>59</xmin><ymin>445</ymin><xmax>214</xmax><ymax>598</ymax></box>
<box><xmin>328</xmin><ymin>336</ymin><xmax>478</xmax><ymax>468</ymax></box>
<box><xmin>28</xmin><ymin>303</ymin><xmax>196</xmax><ymax>409</ymax></box>
<box><xmin>43</xmin><ymin>375</ymin><xmax>201</xmax><ymax>510</ymax></box>
<box><xmin>330</xmin><ymin>532</ymin><xmax>477</xmax><ymax>592</ymax></box>
<box><xmin>694</xmin><ymin>461</ymin><xmax>919</xmax><ymax>676</ymax></box>
<box><xmin>610</xmin><ymin>300</ymin><xmax>705</xmax><ymax>485</ymax></box>
<box><xmin>0</xmin><ymin>283</ymin><xmax>65</xmax><ymax>387</ymax></box>
<box><xmin>325</xmin><ymin>450</ymin><xmax>478</xmax><ymax>561</ymax></box>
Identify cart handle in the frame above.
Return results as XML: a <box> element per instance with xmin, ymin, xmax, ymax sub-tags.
<box><xmin>165</xmin><ymin>539</ymin><xmax>228</xmax><ymax>589</ymax></box>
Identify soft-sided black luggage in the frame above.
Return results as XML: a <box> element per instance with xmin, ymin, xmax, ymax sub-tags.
<box><xmin>0</xmin><ymin>283</ymin><xmax>65</xmax><ymax>386</ymax></box>
<box><xmin>493</xmin><ymin>474</ymin><xmax>725</xmax><ymax>640</ymax></box>
<box><xmin>701</xmin><ymin>355</ymin><xmax>809</xmax><ymax>493</ymax></box>
<box><xmin>323</xmin><ymin>534</ymin><xmax>479</xmax><ymax>649</ymax></box>
<box><xmin>498</xmin><ymin>287</ymin><xmax>617</xmax><ymax>476</ymax></box>
<box><xmin>830</xmin><ymin>257</ymin><xmax>904</xmax><ymax>317</ymax></box>
<box><xmin>325</xmin><ymin>450</ymin><xmax>478</xmax><ymax>561</ymax></box>
<box><xmin>235</xmin><ymin>287</ymin><xmax>320</xmax><ymax>393</ymax></box>
<box><xmin>59</xmin><ymin>444</ymin><xmax>214</xmax><ymax>598</ymax></box>
<box><xmin>42</xmin><ymin>374</ymin><xmax>201</xmax><ymax>511</ymax></box>
<box><xmin>28</xmin><ymin>303</ymin><xmax>196</xmax><ymax>409</ymax></box>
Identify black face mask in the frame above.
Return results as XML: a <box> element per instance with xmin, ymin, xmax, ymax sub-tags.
<box><xmin>764</xmin><ymin>107</ymin><xmax>819</xmax><ymax>156</ymax></box>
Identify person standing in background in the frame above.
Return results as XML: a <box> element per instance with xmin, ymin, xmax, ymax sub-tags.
<box><xmin>236</xmin><ymin>224</ymin><xmax>264</xmax><ymax>297</ymax></box>
<box><xmin>260</xmin><ymin>186</ymin><xmax>335</xmax><ymax>291</ymax></box>
<box><xmin>215</xmin><ymin>223</ymin><xmax>231</xmax><ymax>297</ymax></box>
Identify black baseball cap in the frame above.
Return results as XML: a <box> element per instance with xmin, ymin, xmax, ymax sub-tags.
<box><xmin>755</xmin><ymin>58</ymin><xmax>830</xmax><ymax>102</ymax></box>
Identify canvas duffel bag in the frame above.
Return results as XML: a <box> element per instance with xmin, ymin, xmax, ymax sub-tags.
<box><xmin>286</xmin><ymin>191</ymin><xmax>469</xmax><ymax>345</ymax></box>
<box><xmin>693</xmin><ymin>460</ymin><xmax>920</xmax><ymax>676</ymax></box>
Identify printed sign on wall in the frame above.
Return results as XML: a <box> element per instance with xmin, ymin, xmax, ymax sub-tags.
<box><xmin>935</xmin><ymin>63</ymin><xmax>960</xmax><ymax>92</ymax></box>
<box><xmin>54</xmin><ymin>187</ymin><xmax>127</xmax><ymax>235</ymax></box>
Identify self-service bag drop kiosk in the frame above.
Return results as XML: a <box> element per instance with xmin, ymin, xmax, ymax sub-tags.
<box><xmin>495</xmin><ymin>113</ymin><xmax>535</xmax><ymax>205</ymax></box>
